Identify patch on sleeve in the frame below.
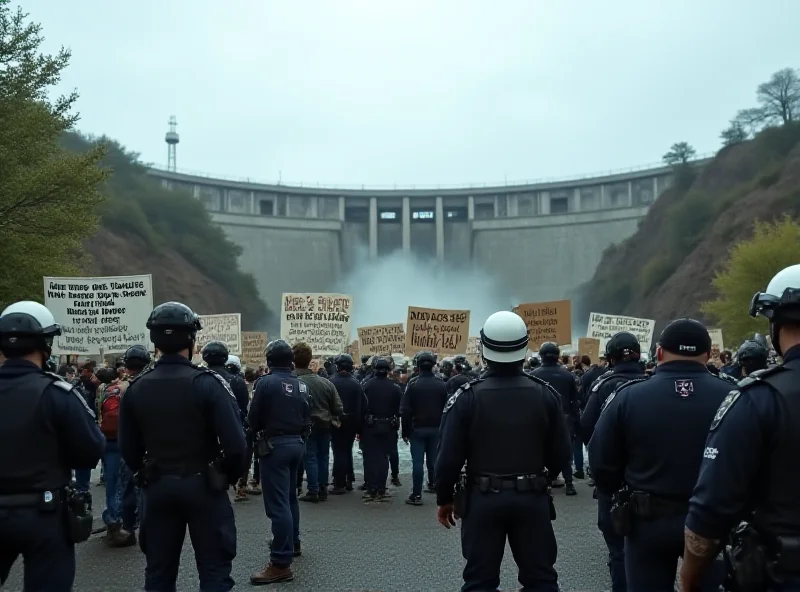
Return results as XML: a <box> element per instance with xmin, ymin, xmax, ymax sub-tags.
<box><xmin>710</xmin><ymin>390</ymin><xmax>741</xmax><ymax>431</ymax></box>
<box><xmin>45</xmin><ymin>374</ymin><xmax>97</xmax><ymax>419</ymax></box>
<box><xmin>298</xmin><ymin>382</ymin><xmax>308</xmax><ymax>394</ymax></box>
<box><xmin>675</xmin><ymin>379</ymin><xmax>694</xmax><ymax>398</ymax></box>
<box><xmin>282</xmin><ymin>381</ymin><xmax>294</xmax><ymax>395</ymax></box>
<box><xmin>600</xmin><ymin>391</ymin><xmax>616</xmax><ymax>413</ymax></box>
<box><xmin>443</xmin><ymin>382</ymin><xmax>470</xmax><ymax>414</ymax></box>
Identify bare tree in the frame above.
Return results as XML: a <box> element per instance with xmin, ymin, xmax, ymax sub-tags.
<box><xmin>755</xmin><ymin>67</ymin><xmax>800</xmax><ymax>125</ymax></box>
<box><xmin>720</xmin><ymin>120</ymin><xmax>748</xmax><ymax>146</ymax></box>
<box><xmin>663</xmin><ymin>142</ymin><xmax>697</xmax><ymax>166</ymax></box>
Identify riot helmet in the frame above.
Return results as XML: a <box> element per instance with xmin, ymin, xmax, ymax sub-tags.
<box><xmin>750</xmin><ymin>264</ymin><xmax>800</xmax><ymax>356</ymax></box>
<box><xmin>146</xmin><ymin>302</ymin><xmax>201</xmax><ymax>353</ymax></box>
<box><xmin>0</xmin><ymin>301</ymin><xmax>62</xmax><ymax>360</ymax></box>
<box><xmin>374</xmin><ymin>357</ymin><xmax>391</xmax><ymax>374</ymax></box>
<box><xmin>737</xmin><ymin>340</ymin><xmax>768</xmax><ymax>375</ymax></box>
<box><xmin>265</xmin><ymin>339</ymin><xmax>293</xmax><ymax>368</ymax></box>
<box><xmin>360</xmin><ymin>355</ymin><xmax>370</xmax><ymax>365</ymax></box>
<box><xmin>201</xmin><ymin>340</ymin><xmax>229</xmax><ymax>366</ymax></box>
<box><xmin>123</xmin><ymin>344</ymin><xmax>152</xmax><ymax>369</ymax></box>
<box><xmin>417</xmin><ymin>351</ymin><xmax>436</xmax><ymax>371</ymax></box>
<box><xmin>335</xmin><ymin>353</ymin><xmax>354</xmax><ymax>372</ymax></box>
<box><xmin>225</xmin><ymin>354</ymin><xmax>242</xmax><ymax>374</ymax></box>
<box><xmin>480</xmin><ymin>311</ymin><xmax>529</xmax><ymax>364</ymax></box>
<box><xmin>538</xmin><ymin>341</ymin><xmax>560</xmax><ymax>362</ymax></box>
<box><xmin>527</xmin><ymin>355</ymin><xmax>541</xmax><ymax>369</ymax></box>
<box><xmin>604</xmin><ymin>331</ymin><xmax>641</xmax><ymax>362</ymax></box>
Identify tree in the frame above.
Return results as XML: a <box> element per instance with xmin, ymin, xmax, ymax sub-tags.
<box><xmin>0</xmin><ymin>2</ymin><xmax>108</xmax><ymax>307</ymax></box>
<box><xmin>720</xmin><ymin>119</ymin><xmax>748</xmax><ymax>146</ymax></box>
<box><xmin>662</xmin><ymin>142</ymin><xmax>697</xmax><ymax>166</ymax></box>
<box><xmin>702</xmin><ymin>216</ymin><xmax>800</xmax><ymax>345</ymax></box>
<box><xmin>756</xmin><ymin>67</ymin><xmax>800</xmax><ymax>125</ymax></box>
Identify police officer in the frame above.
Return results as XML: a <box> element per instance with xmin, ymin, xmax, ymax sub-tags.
<box><xmin>356</xmin><ymin>355</ymin><xmax>371</xmax><ymax>382</ymax></box>
<box><xmin>446</xmin><ymin>355</ymin><xmax>472</xmax><ymax>395</ymax></box>
<box><xmin>578</xmin><ymin>331</ymin><xmax>646</xmax><ymax>591</ymax></box>
<box><xmin>329</xmin><ymin>354</ymin><xmax>367</xmax><ymax>494</ymax></box>
<box><xmin>589</xmin><ymin>318</ymin><xmax>728</xmax><ymax>591</ymax></box>
<box><xmin>680</xmin><ymin>265</ymin><xmax>800</xmax><ymax>591</ymax></box>
<box><xmin>119</xmin><ymin>302</ymin><xmax>246</xmax><ymax>592</ymax></box>
<box><xmin>248</xmin><ymin>340</ymin><xmax>310</xmax><ymax>585</ymax></box>
<box><xmin>361</xmin><ymin>357</ymin><xmax>403</xmax><ymax>502</ymax></box>
<box><xmin>735</xmin><ymin>339</ymin><xmax>769</xmax><ymax>377</ymax></box>
<box><xmin>436</xmin><ymin>311</ymin><xmax>570</xmax><ymax>592</ymax></box>
<box><xmin>202</xmin><ymin>341</ymin><xmax>250</xmax><ymax>421</ymax></box>
<box><xmin>0</xmin><ymin>301</ymin><xmax>105</xmax><ymax>591</ymax></box>
<box><xmin>531</xmin><ymin>341</ymin><xmax>580</xmax><ymax>495</ymax></box>
<box><xmin>401</xmin><ymin>351</ymin><xmax>449</xmax><ymax>505</ymax></box>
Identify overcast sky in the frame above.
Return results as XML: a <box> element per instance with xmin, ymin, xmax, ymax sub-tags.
<box><xmin>29</xmin><ymin>0</ymin><xmax>800</xmax><ymax>188</ymax></box>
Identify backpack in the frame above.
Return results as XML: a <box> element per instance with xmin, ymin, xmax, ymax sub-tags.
<box><xmin>100</xmin><ymin>381</ymin><xmax>124</xmax><ymax>439</ymax></box>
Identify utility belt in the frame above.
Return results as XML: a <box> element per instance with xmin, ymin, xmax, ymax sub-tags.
<box><xmin>726</xmin><ymin>522</ymin><xmax>800</xmax><ymax>592</ymax></box>
<box><xmin>609</xmin><ymin>488</ymin><xmax>688</xmax><ymax>536</ymax></box>
<box><xmin>0</xmin><ymin>487</ymin><xmax>93</xmax><ymax>544</ymax></box>
<box><xmin>135</xmin><ymin>458</ymin><xmax>230</xmax><ymax>492</ymax></box>
<box><xmin>253</xmin><ymin>428</ymin><xmax>307</xmax><ymax>458</ymax></box>
<box><xmin>471</xmin><ymin>473</ymin><xmax>549</xmax><ymax>494</ymax></box>
<box><xmin>365</xmin><ymin>414</ymin><xmax>399</xmax><ymax>429</ymax></box>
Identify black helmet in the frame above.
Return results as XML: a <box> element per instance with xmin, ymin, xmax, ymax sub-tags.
<box><xmin>202</xmin><ymin>340</ymin><xmax>229</xmax><ymax>366</ymax></box>
<box><xmin>123</xmin><ymin>345</ymin><xmax>152</xmax><ymax>368</ymax></box>
<box><xmin>604</xmin><ymin>332</ymin><xmax>641</xmax><ymax>360</ymax></box>
<box><xmin>539</xmin><ymin>342</ymin><xmax>559</xmax><ymax>360</ymax></box>
<box><xmin>146</xmin><ymin>302</ymin><xmax>201</xmax><ymax>351</ymax></box>
<box><xmin>417</xmin><ymin>351</ymin><xmax>436</xmax><ymax>368</ymax></box>
<box><xmin>0</xmin><ymin>301</ymin><xmax>62</xmax><ymax>357</ymax></box>
<box><xmin>374</xmin><ymin>357</ymin><xmax>391</xmax><ymax>372</ymax></box>
<box><xmin>335</xmin><ymin>353</ymin><xmax>354</xmax><ymax>372</ymax></box>
<box><xmin>360</xmin><ymin>355</ymin><xmax>370</xmax><ymax>365</ymax></box>
<box><xmin>266</xmin><ymin>339</ymin><xmax>293</xmax><ymax>367</ymax></box>
<box><xmin>737</xmin><ymin>340</ymin><xmax>768</xmax><ymax>372</ymax></box>
<box><xmin>528</xmin><ymin>355</ymin><xmax>541</xmax><ymax>369</ymax></box>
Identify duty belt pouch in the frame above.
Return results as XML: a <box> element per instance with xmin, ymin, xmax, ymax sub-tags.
<box><xmin>390</xmin><ymin>416</ymin><xmax>399</xmax><ymax>430</ymax></box>
<box><xmin>256</xmin><ymin>437</ymin><xmax>274</xmax><ymax>458</ymax></box>
<box><xmin>206</xmin><ymin>462</ymin><xmax>229</xmax><ymax>492</ymax></box>
<box><xmin>453</xmin><ymin>474</ymin><xmax>469</xmax><ymax>519</ymax></box>
<box><xmin>65</xmin><ymin>489</ymin><xmax>93</xmax><ymax>543</ymax></box>
<box><xmin>610</xmin><ymin>489</ymin><xmax>633</xmax><ymax>536</ymax></box>
<box><xmin>630</xmin><ymin>492</ymin><xmax>653</xmax><ymax>519</ymax></box>
<box><xmin>730</xmin><ymin>525</ymin><xmax>770</xmax><ymax>592</ymax></box>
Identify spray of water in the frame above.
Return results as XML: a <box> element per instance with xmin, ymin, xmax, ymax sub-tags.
<box><xmin>335</xmin><ymin>250</ymin><xmax>517</xmax><ymax>334</ymax></box>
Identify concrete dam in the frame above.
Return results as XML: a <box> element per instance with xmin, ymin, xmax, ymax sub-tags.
<box><xmin>146</xmin><ymin>161</ymin><xmax>707</xmax><ymax>316</ymax></box>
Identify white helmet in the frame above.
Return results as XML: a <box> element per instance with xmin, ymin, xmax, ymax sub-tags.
<box><xmin>225</xmin><ymin>354</ymin><xmax>241</xmax><ymax>371</ymax></box>
<box><xmin>0</xmin><ymin>301</ymin><xmax>61</xmax><ymax>338</ymax></box>
<box><xmin>480</xmin><ymin>311</ymin><xmax>529</xmax><ymax>363</ymax></box>
<box><xmin>751</xmin><ymin>264</ymin><xmax>800</xmax><ymax>356</ymax></box>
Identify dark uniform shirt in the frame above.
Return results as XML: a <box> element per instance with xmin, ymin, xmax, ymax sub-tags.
<box><xmin>400</xmin><ymin>370</ymin><xmax>449</xmax><ymax>439</ymax></box>
<box><xmin>362</xmin><ymin>375</ymin><xmax>402</xmax><ymax>421</ymax></box>
<box><xmin>248</xmin><ymin>368</ymin><xmax>311</xmax><ymax>438</ymax></box>
<box><xmin>580</xmin><ymin>361</ymin><xmax>646</xmax><ymax>445</ymax></box>
<box><xmin>209</xmin><ymin>364</ymin><xmax>250</xmax><ymax>420</ymax></box>
<box><xmin>0</xmin><ymin>360</ymin><xmax>105</xmax><ymax>494</ymax></box>
<box><xmin>589</xmin><ymin>360</ymin><xmax>730</xmax><ymax>498</ymax></box>
<box><xmin>531</xmin><ymin>362</ymin><xmax>581</xmax><ymax>416</ymax></box>
<box><xmin>446</xmin><ymin>372</ymin><xmax>471</xmax><ymax>396</ymax></box>
<box><xmin>687</xmin><ymin>346</ymin><xmax>800</xmax><ymax>540</ymax></box>
<box><xmin>435</xmin><ymin>370</ymin><xmax>571</xmax><ymax>505</ymax></box>
<box><xmin>119</xmin><ymin>354</ymin><xmax>246</xmax><ymax>481</ymax></box>
<box><xmin>580</xmin><ymin>365</ymin><xmax>606</xmax><ymax>404</ymax></box>
<box><xmin>329</xmin><ymin>372</ymin><xmax>368</xmax><ymax>428</ymax></box>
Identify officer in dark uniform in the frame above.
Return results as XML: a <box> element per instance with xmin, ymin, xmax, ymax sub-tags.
<box><xmin>356</xmin><ymin>355</ymin><xmax>371</xmax><ymax>382</ymax></box>
<box><xmin>401</xmin><ymin>351</ymin><xmax>449</xmax><ymax>505</ymax></box>
<box><xmin>735</xmin><ymin>339</ymin><xmax>769</xmax><ymax>377</ymax></box>
<box><xmin>446</xmin><ymin>355</ymin><xmax>472</xmax><ymax>395</ymax></box>
<box><xmin>329</xmin><ymin>354</ymin><xmax>367</xmax><ymax>494</ymax></box>
<box><xmin>248</xmin><ymin>340</ymin><xmax>310</xmax><ymax>585</ymax></box>
<box><xmin>578</xmin><ymin>331</ymin><xmax>646</xmax><ymax>591</ymax></box>
<box><xmin>681</xmin><ymin>265</ymin><xmax>800</xmax><ymax>591</ymax></box>
<box><xmin>361</xmin><ymin>357</ymin><xmax>403</xmax><ymax>502</ymax></box>
<box><xmin>202</xmin><ymin>341</ymin><xmax>250</xmax><ymax>420</ymax></box>
<box><xmin>0</xmin><ymin>301</ymin><xmax>105</xmax><ymax>592</ymax></box>
<box><xmin>119</xmin><ymin>302</ymin><xmax>246</xmax><ymax>592</ymax></box>
<box><xmin>436</xmin><ymin>311</ymin><xmax>570</xmax><ymax>592</ymax></box>
<box><xmin>531</xmin><ymin>341</ymin><xmax>580</xmax><ymax>495</ymax></box>
<box><xmin>589</xmin><ymin>318</ymin><xmax>729</xmax><ymax>591</ymax></box>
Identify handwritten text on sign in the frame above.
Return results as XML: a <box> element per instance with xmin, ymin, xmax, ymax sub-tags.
<box><xmin>587</xmin><ymin>312</ymin><xmax>656</xmax><ymax>353</ymax></box>
<box><xmin>404</xmin><ymin>306</ymin><xmax>470</xmax><ymax>356</ymax></box>
<box><xmin>280</xmin><ymin>293</ymin><xmax>353</xmax><ymax>356</ymax></box>
<box><xmin>44</xmin><ymin>274</ymin><xmax>153</xmax><ymax>355</ymax></box>
<box><xmin>514</xmin><ymin>300</ymin><xmax>572</xmax><ymax>349</ymax></box>
<box><xmin>358</xmin><ymin>323</ymin><xmax>405</xmax><ymax>357</ymax></box>
<box><xmin>241</xmin><ymin>331</ymin><xmax>267</xmax><ymax>368</ymax></box>
<box><xmin>197</xmin><ymin>313</ymin><xmax>242</xmax><ymax>355</ymax></box>
<box><xmin>577</xmin><ymin>337</ymin><xmax>601</xmax><ymax>364</ymax></box>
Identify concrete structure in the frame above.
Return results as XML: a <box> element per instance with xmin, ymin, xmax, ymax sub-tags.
<box><xmin>147</xmin><ymin>159</ymin><xmax>710</xmax><ymax>310</ymax></box>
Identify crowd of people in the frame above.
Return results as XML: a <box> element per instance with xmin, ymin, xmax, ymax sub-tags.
<box><xmin>1</xmin><ymin>264</ymin><xmax>800</xmax><ymax>591</ymax></box>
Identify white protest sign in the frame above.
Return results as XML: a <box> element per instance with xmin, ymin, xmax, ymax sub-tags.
<box><xmin>587</xmin><ymin>312</ymin><xmax>656</xmax><ymax>353</ymax></box>
<box><xmin>280</xmin><ymin>293</ymin><xmax>353</xmax><ymax>357</ymax></box>
<box><xmin>196</xmin><ymin>313</ymin><xmax>242</xmax><ymax>355</ymax></box>
<box><xmin>44</xmin><ymin>274</ymin><xmax>153</xmax><ymax>355</ymax></box>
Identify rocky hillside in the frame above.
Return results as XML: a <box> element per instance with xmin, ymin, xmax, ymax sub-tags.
<box><xmin>578</xmin><ymin>122</ymin><xmax>800</xmax><ymax>333</ymax></box>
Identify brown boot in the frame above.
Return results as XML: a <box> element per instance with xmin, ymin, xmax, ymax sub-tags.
<box><xmin>234</xmin><ymin>486</ymin><xmax>248</xmax><ymax>503</ymax></box>
<box><xmin>250</xmin><ymin>563</ymin><xmax>293</xmax><ymax>584</ymax></box>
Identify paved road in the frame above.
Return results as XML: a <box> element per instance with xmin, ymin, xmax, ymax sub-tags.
<box><xmin>4</xmin><ymin>451</ymin><xmax>610</xmax><ymax>591</ymax></box>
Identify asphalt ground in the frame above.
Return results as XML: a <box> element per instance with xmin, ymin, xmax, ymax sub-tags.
<box><xmin>3</xmin><ymin>451</ymin><xmax>611</xmax><ymax>592</ymax></box>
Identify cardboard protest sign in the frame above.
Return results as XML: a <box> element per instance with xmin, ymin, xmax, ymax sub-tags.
<box><xmin>577</xmin><ymin>337</ymin><xmax>602</xmax><ymax>364</ymax></box>
<box><xmin>465</xmin><ymin>335</ymin><xmax>481</xmax><ymax>365</ymax></box>
<box><xmin>587</xmin><ymin>312</ymin><xmax>656</xmax><ymax>353</ymax></box>
<box><xmin>280</xmin><ymin>293</ymin><xmax>353</xmax><ymax>356</ymax></box>
<box><xmin>241</xmin><ymin>331</ymin><xmax>267</xmax><ymax>368</ymax></box>
<box><xmin>196</xmin><ymin>313</ymin><xmax>242</xmax><ymax>355</ymax></box>
<box><xmin>346</xmin><ymin>340</ymin><xmax>359</xmax><ymax>358</ymax></box>
<box><xmin>514</xmin><ymin>300</ymin><xmax>572</xmax><ymax>349</ymax></box>
<box><xmin>358</xmin><ymin>323</ymin><xmax>405</xmax><ymax>357</ymax></box>
<box><xmin>404</xmin><ymin>306</ymin><xmax>470</xmax><ymax>357</ymax></box>
<box><xmin>44</xmin><ymin>274</ymin><xmax>154</xmax><ymax>355</ymax></box>
<box><xmin>708</xmin><ymin>328</ymin><xmax>724</xmax><ymax>360</ymax></box>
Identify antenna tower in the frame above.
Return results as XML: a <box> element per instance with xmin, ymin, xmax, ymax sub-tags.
<box><xmin>165</xmin><ymin>115</ymin><xmax>180</xmax><ymax>172</ymax></box>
